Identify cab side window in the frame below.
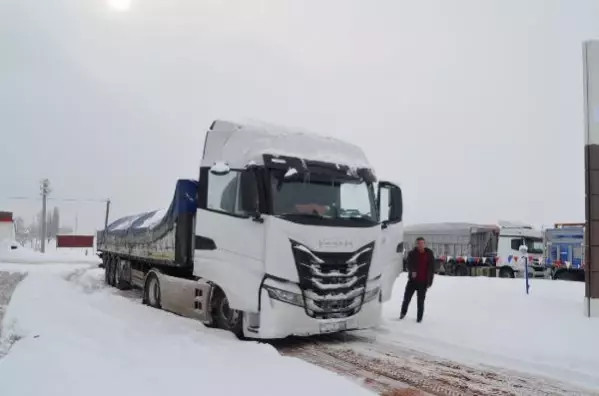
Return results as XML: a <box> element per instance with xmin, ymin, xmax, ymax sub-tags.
<box><xmin>207</xmin><ymin>170</ymin><xmax>258</xmax><ymax>216</ymax></box>
<box><xmin>511</xmin><ymin>238</ymin><xmax>523</xmax><ymax>251</ymax></box>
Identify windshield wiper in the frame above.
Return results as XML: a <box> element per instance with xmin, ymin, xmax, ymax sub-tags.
<box><xmin>278</xmin><ymin>212</ymin><xmax>328</xmax><ymax>219</ymax></box>
<box><xmin>342</xmin><ymin>215</ymin><xmax>376</xmax><ymax>223</ymax></box>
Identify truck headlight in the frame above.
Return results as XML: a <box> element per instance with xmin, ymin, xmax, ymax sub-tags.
<box><xmin>363</xmin><ymin>287</ymin><xmax>380</xmax><ymax>303</ymax></box>
<box><xmin>264</xmin><ymin>286</ymin><xmax>304</xmax><ymax>307</ymax></box>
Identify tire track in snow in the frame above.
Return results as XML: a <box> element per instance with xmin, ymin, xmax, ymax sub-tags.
<box><xmin>275</xmin><ymin>333</ymin><xmax>597</xmax><ymax>396</ymax></box>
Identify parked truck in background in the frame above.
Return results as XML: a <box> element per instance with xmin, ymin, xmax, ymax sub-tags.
<box><xmin>543</xmin><ymin>223</ymin><xmax>585</xmax><ymax>282</ymax></box>
<box><xmin>97</xmin><ymin>119</ymin><xmax>405</xmax><ymax>339</ymax></box>
<box><xmin>403</xmin><ymin>221</ymin><xmax>545</xmax><ymax>278</ymax></box>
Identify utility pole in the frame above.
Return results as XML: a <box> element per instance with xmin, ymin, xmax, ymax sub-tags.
<box><xmin>103</xmin><ymin>199</ymin><xmax>111</xmax><ymax>244</ymax></box>
<box><xmin>40</xmin><ymin>179</ymin><xmax>51</xmax><ymax>253</ymax></box>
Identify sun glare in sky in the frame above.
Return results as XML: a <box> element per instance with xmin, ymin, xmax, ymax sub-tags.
<box><xmin>106</xmin><ymin>0</ymin><xmax>132</xmax><ymax>12</ymax></box>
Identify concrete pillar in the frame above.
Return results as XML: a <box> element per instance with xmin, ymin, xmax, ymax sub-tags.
<box><xmin>583</xmin><ymin>40</ymin><xmax>599</xmax><ymax>317</ymax></box>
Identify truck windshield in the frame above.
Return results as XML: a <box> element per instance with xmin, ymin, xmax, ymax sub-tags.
<box><xmin>270</xmin><ymin>171</ymin><xmax>377</xmax><ymax>226</ymax></box>
<box><xmin>526</xmin><ymin>238</ymin><xmax>544</xmax><ymax>254</ymax></box>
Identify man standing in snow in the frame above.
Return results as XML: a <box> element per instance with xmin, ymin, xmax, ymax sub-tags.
<box><xmin>399</xmin><ymin>237</ymin><xmax>435</xmax><ymax>323</ymax></box>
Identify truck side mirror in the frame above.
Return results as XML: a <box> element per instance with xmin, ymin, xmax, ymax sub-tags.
<box><xmin>377</xmin><ymin>181</ymin><xmax>403</xmax><ymax>226</ymax></box>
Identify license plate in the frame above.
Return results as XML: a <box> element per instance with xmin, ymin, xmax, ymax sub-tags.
<box><xmin>319</xmin><ymin>321</ymin><xmax>347</xmax><ymax>334</ymax></box>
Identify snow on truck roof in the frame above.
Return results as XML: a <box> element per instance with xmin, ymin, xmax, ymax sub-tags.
<box><xmin>201</xmin><ymin>119</ymin><xmax>372</xmax><ymax>170</ymax></box>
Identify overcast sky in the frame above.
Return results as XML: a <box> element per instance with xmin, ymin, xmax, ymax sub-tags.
<box><xmin>1</xmin><ymin>0</ymin><xmax>599</xmax><ymax>232</ymax></box>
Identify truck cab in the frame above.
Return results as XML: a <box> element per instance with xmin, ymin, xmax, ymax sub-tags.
<box><xmin>495</xmin><ymin>221</ymin><xmax>546</xmax><ymax>278</ymax></box>
<box><xmin>194</xmin><ymin>120</ymin><xmax>405</xmax><ymax>338</ymax></box>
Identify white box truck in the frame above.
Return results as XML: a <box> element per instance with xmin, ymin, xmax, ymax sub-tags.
<box><xmin>97</xmin><ymin>120</ymin><xmax>404</xmax><ymax>339</ymax></box>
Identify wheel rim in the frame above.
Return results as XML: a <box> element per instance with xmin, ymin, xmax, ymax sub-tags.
<box><xmin>148</xmin><ymin>277</ymin><xmax>160</xmax><ymax>306</ymax></box>
<box><xmin>219</xmin><ymin>296</ymin><xmax>239</xmax><ymax>328</ymax></box>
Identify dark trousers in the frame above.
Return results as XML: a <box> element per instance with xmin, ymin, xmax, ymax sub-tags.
<box><xmin>400</xmin><ymin>279</ymin><xmax>427</xmax><ymax>321</ymax></box>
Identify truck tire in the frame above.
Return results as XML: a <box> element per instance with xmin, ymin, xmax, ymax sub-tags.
<box><xmin>446</xmin><ymin>260</ymin><xmax>456</xmax><ymax>276</ymax></box>
<box><xmin>455</xmin><ymin>264</ymin><xmax>468</xmax><ymax>276</ymax></box>
<box><xmin>499</xmin><ymin>267</ymin><xmax>514</xmax><ymax>278</ymax></box>
<box><xmin>104</xmin><ymin>256</ymin><xmax>111</xmax><ymax>285</ymax></box>
<box><xmin>114</xmin><ymin>259</ymin><xmax>130</xmax><ymax>290</ymax></box>
<box><xmin>212</xmin><ymin>288</ymin><xmax>243</xmax><ymax>338</ymax></box>
<box><xmin>144</xmin><ymin>273</ymin><xmax>162</xmax><ymax>309</ymax></box>
<box><xmin>434</xmin><ymin>259</ymin><xmax>443</xmax><ymax>274</ymax></box>
<box><xmin>106</xmin><ymin>256</ymin><xmax>116</xmax><ymax>287</ymax></box>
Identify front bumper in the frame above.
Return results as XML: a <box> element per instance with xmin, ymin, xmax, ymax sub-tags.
<box><xmin>246</xmin><ymin>286</ymin><xmax>382</xmax><ymax>339</ymax></box>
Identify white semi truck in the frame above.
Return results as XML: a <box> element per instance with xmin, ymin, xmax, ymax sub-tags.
<box><xmin>97</xmin><ymin>120</ymin><xmax>404</xmax><ymax>339</ymax></box>
<box><xmin>403</xmin><ymin>221</ymin><xmax>545</xmax><ymax>278</ymax></box>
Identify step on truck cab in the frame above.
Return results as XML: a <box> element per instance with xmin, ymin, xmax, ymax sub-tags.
<box><xmin>97</xmin><ymin>120</ymin><xmax>404</xmax><ymax>339</ymax></box>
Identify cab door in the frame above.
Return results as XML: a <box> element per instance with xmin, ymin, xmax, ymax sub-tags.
<box><xmin>376</xmin><ymin>181</ymin><xmax>404</xmax><ymax>302</ymax></box>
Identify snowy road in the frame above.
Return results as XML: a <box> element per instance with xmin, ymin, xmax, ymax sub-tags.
<box><xmin>1</xmin><ymin>266</ymin><xmax>598</xmax><ymax>396</ymax></box>
<box><xmin>275</xmin><ymin>333</ymin><xmax>595</xmax><ymax>396</ymax></box>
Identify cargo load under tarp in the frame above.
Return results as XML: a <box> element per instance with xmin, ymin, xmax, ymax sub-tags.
<box><xmin>97</xmin><ymin>179</ymin><xmax>198</xmax><ymax>268</ymax></box>
<box><xmin>404</xmin><ymin>222</ymin><xmax>499</xmax><ymax>259</ymax></box>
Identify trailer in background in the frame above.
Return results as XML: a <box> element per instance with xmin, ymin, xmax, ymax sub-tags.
<box><xmin>0</xmin><ymin>211</ymin><xmax>18</xmax><ymax>250</ymax></box>
<box><xmin>403</xmin><ymin>221</ymin><xmax>546</xmax><ymax>278</ymax></box>
<box><xmin>543</xmin><ymin>223</ymin><xmax>585</xmax><ymax>282</ymax></box>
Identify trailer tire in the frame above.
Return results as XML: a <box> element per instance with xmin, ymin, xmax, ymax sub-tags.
<box><xmin>446</xmin><ymin>260</ymin><xmax>456</xmax><ymax>276</ymax></box>
<box><xmin>499</xmin><ymin>267</ymin><xmax>514</xmax><ymax>278</ymax></box>
<box><xmin>212</xmin><ymin>288</ymin><xmax>243</xmax><ymax>338</ymax></box>
<box><xmin>434</xmin><ymin>259</ymin><xmax>443</xmax><ymax>274</ymax></box>
<box><xmin>144</xmin><ymin>273</ymin><xmax>162</xmax><ymax>309</ymax></box>
<box><xmin>455</xmin><ymin>264</ymin><xmax>468</xmax><ymax>276</ymax></box>
<box><xmin>104</xmin><ymin>256</ymin><xmax>111</xmax><ymax>285</ymax></box>
<box><xmin>114</xmin><ymin>259</ymin><xmax>130</xmax><ymax>290</ymax></box>
<box><xmin>107</xmin><ymin>256</ymin><xmax>117</xmax><ymax>287</ymax></box>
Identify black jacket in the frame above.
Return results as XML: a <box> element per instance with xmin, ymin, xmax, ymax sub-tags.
<box><xmin>406</xmin><ymin>247</ymin><xmax>435</xmax><ymax>287</ymax></box>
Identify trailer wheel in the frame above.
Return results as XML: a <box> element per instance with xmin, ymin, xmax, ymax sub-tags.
<box><xmin>107</xmin><ymin>256</ymin><xmax>117</xmax><ymax>287</ymax></box>
<box><xmin>114</xmin><ymin>259</ymin><xmax>129</xmax><ymax>290</ymax></box>
<box><xmin>144</xmin><ymin>273</ymin><xmax>162</xmax><ymax>309</ymax></box>
<box><xmin>104</xmin><ymin>256</ymin><xmax>111</xmax><ymax>285</ymax></box>
<box><xmin>499</xmin><ymin>267</ymin><xmax>514</xmax><ymax>278</ymax></box>
<box><xmin>446</xmin><ymin>260</ymin><xmax>456</xmax><ymax>276</ymax></box>
<box><xmin>455</xmin><ymin>264</ymin><xmax>468</xmax><ymax>277</ymax></box>
<box><xmin>212</xmin><ymin>288</ymin><xmax>243</xmax><ymax>338</ymax></box>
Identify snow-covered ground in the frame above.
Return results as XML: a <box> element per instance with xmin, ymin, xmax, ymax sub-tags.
<box><xmin>0</xmin><ymin>239</ymin><xmax>100</xmax><ymax>265</ymax></box>
<box><xmin>382</xmin><ymin>274</ymin><xmax>599</xmax><ymax>391</ymax></box>
<box><xmin>0</xmin><ymin>263</ymin><xmax>371</xmax><ymax>396</ymax></box>
<box><xmin>1</xmin><ymin>252</ymin><xmax>598</xmax><ymax>395</ymax></box>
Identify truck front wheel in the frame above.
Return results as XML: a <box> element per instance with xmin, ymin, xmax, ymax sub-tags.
<box><xmin>212</xmin><ymin>289</ymin><xmax>243</xmax><ymax>338</ymax></box>
<box><xmin>499</xmin><ymin>267</ymin><xmax>514</xmax><ymax>278</ymax></box>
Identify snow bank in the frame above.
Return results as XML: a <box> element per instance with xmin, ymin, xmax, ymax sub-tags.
<box><xmin>0</xmin><ymin>267</ymin><xmax>371</xmax><ymax>396</ymax></box>
<box><xmin>0</xmin><ymin>243</ymin><xmax>100</xmax><ymax>266</ymax></box>
<box><xmin>383</xmin><ymin>274</ymin><xmax>599</xmax><ymax>390</ymax></box>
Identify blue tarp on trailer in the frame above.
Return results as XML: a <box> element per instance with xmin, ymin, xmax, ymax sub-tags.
<box><xmin>99</xmin><ymin>179</ymin><xmax>198</xmax><ymax>245</ymax></box>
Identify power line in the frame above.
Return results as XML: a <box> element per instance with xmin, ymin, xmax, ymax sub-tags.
<box><xmin>5</xmin><ymin>196</ymin><xmax>109</xmax><ymax>203</ymax></box>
